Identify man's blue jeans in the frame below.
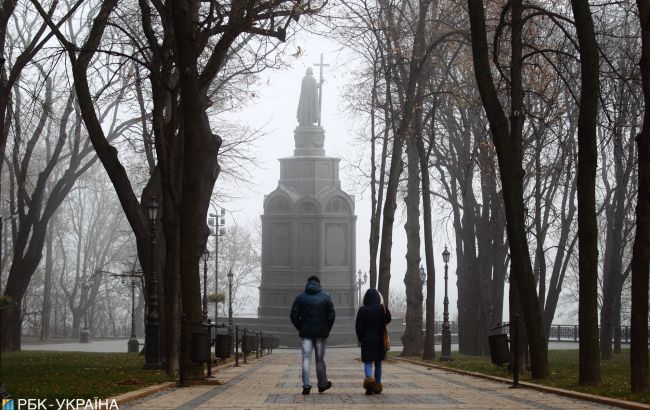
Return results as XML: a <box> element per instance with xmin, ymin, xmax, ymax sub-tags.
<box><xmin>301</xmin><ymin>337</ymin><xmax>328</xmax><ymax>388</ymax></box>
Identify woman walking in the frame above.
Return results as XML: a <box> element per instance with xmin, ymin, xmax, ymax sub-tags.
<box><xmin>355</xmin><ymin>288</ymin><xmax>392</xmax><ymax>395</ymax></box>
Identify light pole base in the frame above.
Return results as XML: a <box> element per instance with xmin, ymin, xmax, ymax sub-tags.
<box><xmin>440</xmin><ymin>329</ymin><xmax>453</xmax><ymax>361</ymax></box>
<box><xmin>128</xmin><ymin>337</ymin><xmax>140</xmax><ymax>353</ymax></box>
<box><xmin>79</xmin><ymin>329</ymin><xmax>89</xmax><ymax>343</ymax></box>
<box><xmin>143</xmin><ymin>322</ymin><xmax>161</xmax><ymax>370</ymax></box>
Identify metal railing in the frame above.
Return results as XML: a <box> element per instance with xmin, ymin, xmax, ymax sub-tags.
<box><xmin>233</xmin><ymin>326</ymin><xmax>277</xmax><ymax>367</ymax></box>
<box><xmin>178</xmin><ymin>316</ymin><xmax>277</xmax><ymax>386</ymax></box>
<box><xmin>546</xmin><ymin>325</ymin><xmax>650</xmax><ymax>343</ymax></box>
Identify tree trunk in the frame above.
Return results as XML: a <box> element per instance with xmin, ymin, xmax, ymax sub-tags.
<box><xmin>369</xmin><ymin>61</ymin><xmax>389</xmax><ymax>290</ymax></box>
<box><xmin>543</xmin><ymin>153</ymin><xmax>577</xmax><ymax>339</ymax></box>
<box><xmin>488</xmin><ymin>164</ymin><xmax>506</xmax><ymax>326</ymax></box>
<box><xmin>466</xmin><ymin>0</ymin><xmax>549</xmax><ymax>378</ymax></box>
<box><xmin>171</xmin><ymin>0</ymin><xmax>221</xmax><ymax>379</ymax></box>
<box><xmin>571</xmin><ymin>0</ymin><xmax>602</xmax><ymax>385</ymax></box>
<box><xmin>600</xmin><ymin>115</ymin><xmax>631</xmax><ymax>360</ymax></box>
<box><xmin>631</xmin><ymin>0</ymin><xmax>650</xmax><ymax>394</ymax></box>
<box><xmin>420</xmin><ymin>105</ymin><xmax>436</xmax><ymax>361</ymax></box>
<box><xmin>40</xmin><ymin>218</ymin><xmax>54</xmax><ymax>341</ymax></box>
<box><xmin>613</xmin><ymin>299</ymin><xmax>622</xmax><ymax>354</ymax></box>
<box><xmin>2</xmin><ymin>224</ymin><xmax>51</xmax><ymax>351</ymax></box>
<box><xmin>401</xmin><ymin>130</ymin><xmax>423</xmax><ymax>357</ymax></box>
<box><xmin>600</xmin><ymin>221</ymin><xmax>615</xmax><ymax>360</ymax></box>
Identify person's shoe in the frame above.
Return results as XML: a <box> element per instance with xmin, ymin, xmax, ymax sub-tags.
<box><xmin>373</xmin><ymin>383</ymin><xmax>383</xmax><ymax>394</ymax></box>
<box><xmin>318</xmin><ymin>381</ymin><xmax>332</xmax><ymax>393</ymax></box>
<box><xmin>302</xmin><ymin>386</ymin><xmax>311</xmax><ymax>395</ymax></box>
<box><xmin>363</xmin><ymin>377</ymin><xmax>375</xmax><ymax>395</ymax></box>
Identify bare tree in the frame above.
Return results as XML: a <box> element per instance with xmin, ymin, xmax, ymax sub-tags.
<box><xmin>569</xmin><ymin>0</ymin><xmax>601</xmax><ymax>385</ymax></box>
<box><xmin>1</xmin><ymin>60</ymin><xmax>132</xmax><ymax>349</ymax></box>
<box><xmin>216</xmin><ymin>225</ymin><xmax>260</xmax><ymax>318</ymax></box>
<box><xmin>466</xmin><ymin>0</ymin><xmax>548</xmax><ymax>378</ymax></box>
<box><xmin>631</xmin><ymin>0</ymin><xmax>650</xmax><ymax>394</ymax></box>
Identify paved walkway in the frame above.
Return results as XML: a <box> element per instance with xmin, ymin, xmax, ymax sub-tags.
<box><xmin>122</xmin><ymin>348</ymin><xmax>620</xmax><ymax>409</ymax></box>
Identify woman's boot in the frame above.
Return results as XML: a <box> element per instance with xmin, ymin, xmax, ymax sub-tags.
<box><xmin>373</xmin><ymin>383</ymin><xmax>383</xmax><ymax>394</ymax></box>
<box><xmin>363</xmin><ymin>377</ymin><xmax>376</xmax><ymax>395</ymax></box>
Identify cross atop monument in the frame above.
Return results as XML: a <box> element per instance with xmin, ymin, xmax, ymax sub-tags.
<box><xmin>314</xmin><ymin>54</ymin><xmax>329</xmax><ymax>127</ymax></box>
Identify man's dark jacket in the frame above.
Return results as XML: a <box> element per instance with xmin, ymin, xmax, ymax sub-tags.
<box><xmin>290</xmin><ymin>280</ymin><xmax>336</xmax><ymax>338</ymax></box>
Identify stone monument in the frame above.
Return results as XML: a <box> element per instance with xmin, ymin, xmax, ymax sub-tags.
<box><xmin>257</xmin><ymin>60</ymin><xmax>358</xmax><ymax>346</ymax></box>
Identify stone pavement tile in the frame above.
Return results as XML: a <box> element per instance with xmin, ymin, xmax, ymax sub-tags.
<box><xmin>388</xmin><ymin>360</ymin><xmax>618</xmax><ymax>409</ymax></box>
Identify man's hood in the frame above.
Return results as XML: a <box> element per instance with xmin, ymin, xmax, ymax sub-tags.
<box><xmin>305</xmin><ymin>280</ymin><xmax>322</xmax><ymax>294</ymax></box>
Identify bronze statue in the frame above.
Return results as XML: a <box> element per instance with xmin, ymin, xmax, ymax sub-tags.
<box><xmin>297</xmin><ymin>68</ymin><xmax>320</xmax><ymax>126</ymax></box>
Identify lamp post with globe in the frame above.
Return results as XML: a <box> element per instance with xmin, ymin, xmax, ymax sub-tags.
<box><xmin>143</xmin><ymin>196</ymin><xmax>161</xmax><ymax>369</ymax></box>
<box><xmin>79</xmin><ymin>281</ymin><xmax>90</xmax><ymax>343</ymax></box>
<box><xmin>440</xmin><ymin>246</ymin><xmax>453</xmax><ymax>361</ymax></box>
<box><xmin>227</xmin><ymin>269</ymin><xmax>234</xmax><ymax>339</ymax></box>
<box><xmin>201</xmin><ymin>249</ymin><xmax>210</xmax><ymax>324</ymax></box>
<box><xmin>209</xmin><ymin>208</ymin><xmax>226</xmax><ymax>321</ymax></box>
<box><xmin>101</xmin><ymin>270</ymin><xmax>143</xmax><ymax>353</ymax></box>
<box><xmin>356</xmin><ymin>269</ymin><xmax>367</xmax><ymax>308</ymax></box>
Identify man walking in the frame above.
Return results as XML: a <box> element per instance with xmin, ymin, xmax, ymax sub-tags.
<box><xmin>290</xmin><ymin>275</ymin><xmax>335</xmax><ymax>395</ymax></box>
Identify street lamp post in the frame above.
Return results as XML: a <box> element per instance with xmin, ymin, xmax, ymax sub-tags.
<box><xmin>80</xmin><ymin>282</ymin><xmax>89</xmax><ymax>343</ymax></box>
<box><xmin>99</xmin><ymin>270</ymin><xmax>143</xmax><ymax>352</ymax></box>
<box><xmin>127</xmin><ymin>275</ymin><xmax>140</xmax><ymax>353</ymax></box>
<box><xmin>355</xmin><ymin>269</ymin><xmax>367</xmax><ymax>308</ymax></box>
<box><xmin>201</xmin><ymin>249</ymin><xmax>210</xmax><ymax>324</ymax></box>
<box><xmin>440</xmin><ymin>246</ymin><xmax>453</xmax><ymax>361</ymax></box>
<box><xmin>228</xmin><ymin>269</ymin><xmax>234</xmax><ymax>338</ymax></box>
<box><xmin>143</xmin><ymin>195</ymin><xmax>161</xmax><ymax>369</ymax></box>
<box><xmin>209</xmin><ymin>209</ymin><xmax>226</xmax><ymax>321</ymax></box>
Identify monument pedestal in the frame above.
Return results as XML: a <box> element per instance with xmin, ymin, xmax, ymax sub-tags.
<box><xmin>257</xmin><ymin>120</ymin><xmax>357</xmax><ymax>347</ymax></box>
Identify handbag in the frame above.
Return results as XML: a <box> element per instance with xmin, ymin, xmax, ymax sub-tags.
<box><xmin>382</xmin><ymin>305</ymin><xmax>390</xmax><ymax>351</ymax></box>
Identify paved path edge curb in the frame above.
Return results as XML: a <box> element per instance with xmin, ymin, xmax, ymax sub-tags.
<box><xmin>391</xmin><ymin>356</ymin><xmax>650</xmax><ymax>410</ymax></box>
<box><xmin>108</xmin><ymin>358</ymin><xmax>246</xmax><ymax>406</ymax></box>
<box><xmin>109</xmin><ymin>382</ymin><xmax>177</xmax><ymax>407</ymax></box>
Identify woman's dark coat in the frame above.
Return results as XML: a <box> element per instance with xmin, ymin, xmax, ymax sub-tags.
<box><xmin>355</xmin><ymin>288</ymin><xmax>392</xmax><ymax>362</ymax></box>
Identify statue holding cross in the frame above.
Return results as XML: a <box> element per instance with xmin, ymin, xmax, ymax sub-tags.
<box><xmin>297</xmin><ymin>54</ymin><xmax>329</xmax><ymax>126</ymax></box>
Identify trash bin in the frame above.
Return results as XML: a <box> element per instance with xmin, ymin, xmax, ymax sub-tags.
<box><xmin>214</xmin><ymin>334</ymin><xmax>232</xmax><ymax>359</ymax></box>
<box><xmin>191</xmin><ymin>332</ymin><xmax>211</xmax><ymax>363</ymax></box>
<box><xmin>488</xmin><ymin>323</ymin><xmax>510</xmax><ymax>366</ymax></box>
<box><xmin>261</xmin><ymin>335</ymin><xmax>271</xmax><ymax>350</ymax></box>
<box><xmin>242</xmin><ymin>334</ymin><xmax>256</xmax><ymax>353</ymax></box>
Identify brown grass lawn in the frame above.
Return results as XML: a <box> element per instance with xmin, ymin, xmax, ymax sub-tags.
<box><xmin>391</xmin><ymin>349</ymin><xmax>650</xmax><ymax>404</ymax></box>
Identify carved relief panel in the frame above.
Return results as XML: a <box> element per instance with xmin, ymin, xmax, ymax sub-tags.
<box><xmin>325</xmin><ymin>223</ymin><xmax>347</xmax><ymax>267</ymax></box>
<box><xmin>270</xmin><ymin>223</ymin><xmax>291</xmax><ymax>266</ymax></box>
<box><xmin>299</xmin><ymin>223</ymin><xmax>314</xmax><ymax>267</ymax></box>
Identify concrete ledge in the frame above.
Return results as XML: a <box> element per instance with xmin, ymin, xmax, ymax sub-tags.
<box><xmin>391</xmin><ymin>356</ymin><xmax>650</xmax><ymax>410</ymax></box>
<box><xmin>109</xmin><ymin>382</ymin><xmax>177</xmax><ymax>406</ymax></box>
